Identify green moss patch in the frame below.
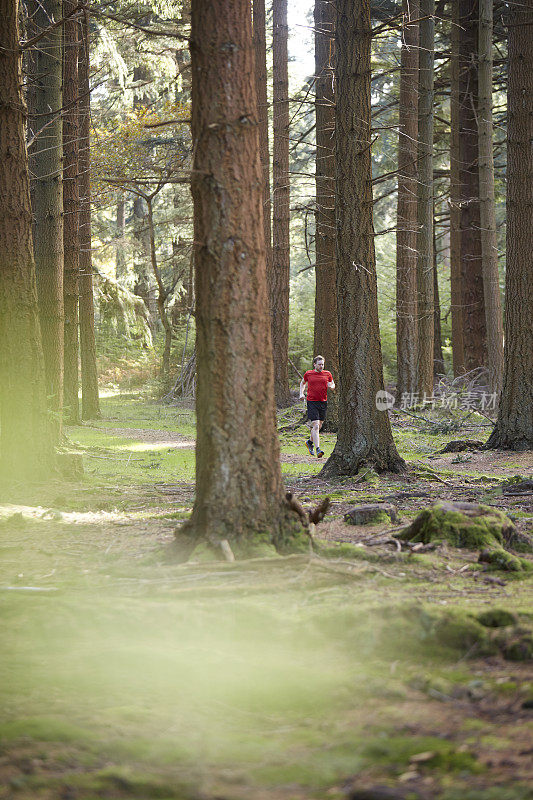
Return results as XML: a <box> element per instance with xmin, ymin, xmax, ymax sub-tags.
<box><xmin>477</xmin><ymin>609</ymin><xmax>518</xmax><ymax>628</ymax></box>
<box><xmin>363</xmin><ymin>734</ymin><xmax>482</xmax><ymax>774</ymax></box>
<box><xmin>397</xmin><ymin>502</ymin><xmax>516</xmax><ymax>550</ymax></box>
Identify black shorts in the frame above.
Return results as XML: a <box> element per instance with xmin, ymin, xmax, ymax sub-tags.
<box><xmin>307</xmin><ymin>400</ymin><xmax>327</xmax><ymax>422</ymax></box>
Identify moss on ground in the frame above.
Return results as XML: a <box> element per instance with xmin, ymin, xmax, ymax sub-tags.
<box><xmin>477</xmin><ymin>609</ymin><xmax>518</xmax><ymax>628</ymax></box>
<box><xmin>398</xmin><ymin>502</ymin><xmax>516</xmax><ymax>550</ymax></box>
<box><xmin>0</xmin><ymin>393</ymin><xmax>531</xmax><ymax>800</ymax></box>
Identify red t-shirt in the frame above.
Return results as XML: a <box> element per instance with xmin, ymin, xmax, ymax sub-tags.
<box><xmin>304</xmin><ymin>370</ymin><xmax>333</xmax><ymax>402</ymax></box>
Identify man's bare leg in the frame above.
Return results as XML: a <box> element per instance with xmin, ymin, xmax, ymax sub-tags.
<box><xmin>310</xmin><ymin>420</ymin><xmax>320</xmax><ymax>449</ymax></box>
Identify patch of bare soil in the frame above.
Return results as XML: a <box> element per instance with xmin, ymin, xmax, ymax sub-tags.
<box><xmin>429</xmin><ymin>448</ymin><xmax>533</xmax><ymax>476</ymax></box>
<box><xmin>94</xmin><ymin>426</ymin><xmax>195</xmax><ymax>448</ymax></box>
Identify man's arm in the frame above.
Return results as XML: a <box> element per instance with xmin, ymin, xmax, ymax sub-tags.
<box><xmin>327</xmin><ymin>373</ymin><xmax>335</xmax><ymax>390</ymax></box>
<box><xmin>299</xmin><ymin>378</ymin><xmax>307</xmax><ymax>399</ymax></box>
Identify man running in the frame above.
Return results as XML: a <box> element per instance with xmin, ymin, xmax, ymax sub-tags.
<box><xmin>299</xmin><ymin>355</ymin><xmax>335</xmax><ymax>458</ymax></box>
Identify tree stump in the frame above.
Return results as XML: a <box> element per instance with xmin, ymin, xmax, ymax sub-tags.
<box><xmin>396</xmin><ymin>501</ymin><xmax>532</xmax><ymax>571</ymax></box>
<box><xmin>439</xmin><ymin>440</ymin><xmax>484</xmax><ymax>453</ymax></box>
<box><xmin>344</xmin><ymin>503</ymin><xmax>398</xmax><ymax>526</ymax></box>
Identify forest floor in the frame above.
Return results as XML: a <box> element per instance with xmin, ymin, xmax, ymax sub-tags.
<box><xmin>0</xmin><ymin>391</ymin><xmax>532</xmax><ymax>800</ymax></box>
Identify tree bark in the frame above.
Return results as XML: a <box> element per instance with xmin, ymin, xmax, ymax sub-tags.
<box><xmin>478</xmin><ymin>0</ymin><xmax>503</xmax><ymax>395</ymax></box>
<box><xmin>449</xmin><ymin>0</ymin><xmax>465</xmax><ymax>376</ymax></box>
<box><xmin>146</xmin><ymin>197</ymin><xmax>172</xmax><ymax>379</ymax></box>
<box><xmin>0</xmin><ymin>0</ymin><xmax>55</xmax><ymax>480</ymax></box>
<box><xmin>416</xmin><ymin>0</ymin><xmax>435</xmax><ymax>398</ymax></box>
<box><xmin>271</xmin><ymin>0</ymin><xmax>291</xmax><ymax>406</ymax></box>
<box><xmin>78</xmin><ymin>9</ymin><xmax>100</xmax><ymax>419</ymax></box>
<box><xmin>433</xmin><ymin>224</ymin><xmax>445</xmax><ymax>377</ymax></box>
<box><xmin>486</xmin><ymin>0</ymin><xmax>533</xmax><ymax>450</ymax></box>
<box><xmin>27</xmin><ymin>0</ymin><xmax>64</xmax><ymax>437</ymax></box>
<box><xmin>253</xmin><ymin>0</ymin><xmax>272</xmax><ymax>297</ymax></box>
<box><xmin>63</xmin><ymin>0</ymin><xmax>80</xmax><ymax>425</ymax></box>
<box><xmin>320</xmin><ymin>0</ymin><xmax>405</xmax><ymax>477</ymax></box>
<box><xmin>458</xmin><ymin>0</ymin><xmax>487</xmax><ymax>373</ymax></box>
<box><xmin>313</xmin><ymin>0</ymin><xmax>338</xmax><ymax>431</ymax></box>
<box><xmin>395</xmin><ymin>0</ymin><xmax>419</xmax><ymax>397</ymax></box>
<box><xmin>181</xmin><ymin>0</ymin><xmax>304</xmax><ymax>553</ymax></box>
<box><xmin>133</xmin><ymin>195</ymin><xmax>158</xmax><ymax>337</ymax></box>
<box><xmin>115</xmin><ymin>197</ymin><xmax>127</xmax><ymax>280</ymax></box>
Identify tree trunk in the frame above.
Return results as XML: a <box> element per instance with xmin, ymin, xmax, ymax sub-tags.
<box><xmin>433</xmin><ymin>224</ymin><xmax>445</xmax><ymax>377</ymax></box>
<box><xmin>320</xmin><ymin>0</ymin><xmax>405</xmax><ymax>477</ymax></box>
<box><xmin>478</xmin><ymin>0</ymin><xmax>503</xmax><ymax>395</ymax></box>
<box><xmin>78</xmin><ymin>9</ymin><xmax>100</xmax><ymax>419</ymax></box>
<box><xmin>0</xmin><ymin>0</ymin><xmax>55</xmax><ymax>480</ymax></box>
<box><xmin>27</xmin><ymin>0</ymin><xmax>64</xmax><ymax>437</ymax></box>
<box><xmin>253</xmin><ymin>0</ymin><xmax>272</xmax><ymax>296</ymax></box>
<box><xmin>416</xmin><ymin>0</ymin><xmax>435</xmax><ymax>398</ymax></box>
<box><xmin>449</xmin><ymin>0</ymin><xmax>465</xmax><ymax>376</ymax></box>
<box><xmin>146</xmin><ymin>197</ymin><xmax>172</xmax><ymax>379</ymax></box>
<box><xmin>115</xmin><ymin>198</ymin><xmax>127</xmax><ymax>280</ymax></box>
<box><xmin>313</xmin><ymin>0</ymin><xmax>338</xmax><ymax>431</ymax></box>
<box><xmin>133</xmin><ymin>195</ymin><xmax>158</xmax><ymax>337</ymax></box>
<box><xmin>180</xmin><ymin>0</ymin><xmax>304</xmax><ymax>554</ymax></box>
<box><xmin>486</xmin><ymin>0</ymin><xmax>533</xmax><ymax>450</ymax></box>
<box><xmin>395</xmin><ymin>0</ymin><xmax>419</xmax><ymax>397</ymax></box>
<box><xmin>63</xmin><ymin>0</ymin><xmax>80</xmax><ymax>425</ymax></box>
<box><xmin>271</xmin><ymin>0</ymin><xmax>291</xmax><ymax>406</ymax></box>
<box><xmin>458</xmin><ymin>0</ymin><xmax>487</xmax><ymax>374</ymax></box>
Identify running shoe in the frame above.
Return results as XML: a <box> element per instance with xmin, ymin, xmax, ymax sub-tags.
<box><xmin>316</xmin><ymin>448</ymin><xmax>325</xmax><ymax>459</ymax></box>
<box><xmin>305</xmin><ymin>439</ymin><xmax>314</xmax><ymax>456</ymax></box>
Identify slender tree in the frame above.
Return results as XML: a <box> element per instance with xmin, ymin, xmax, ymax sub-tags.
<box><xmin>458</xmin><ymin>0</ymin><xmax>487</xmax><ymax>373</ymax></box>
<box><xmin>486</xmin><ymin>0</ymin><xmax>533</xmax><ymax>450</ymax></box>
<box><xmin>253</xmin><ymin>0</ymin><xmax>272</xmax><ymax>292</ymax></box>
<box><xmin>416</xmin><ymin>0</ymin><xmax>435</xmax><ymax>397</ymax></box>
<box><xmin>78</xmin><ymin>9</ymin><xmax>100</xmax><ymax>419</ymax></box>
<box><xmin>178</xmin><ymin>0</ymin><xmax>304</xmax><ymax>554</ymax></box>
<box><xmin>320</xmin><ymin>0</ymin><xmax>405</xmax><ymax>477</ymax></box>
<box><xmin>0</xmin><ymin>0</ymin><xmax>54</xmax><ymax>480</ymax></box>
<box><xmin>145</xmin><ymin>192</ymin><xmax>173</xmax><ymax>378</ymax></box>
<box><xmin>271</xmin><ymin>0</ymin><xmax>291</xmax><ymax>406</ymax></box>
<box><xmin>314</xmin><ymin>0</ymin><xmax>338</xmax><ymax>430</ymax></box>
<box><xmin>449</xmin><ymin>0</ymin><xmax>465</xmax><ymax>376</ymax></box>
<box><xmin>478</xmin><ymin>0</ymin><xmax>503</xmax><ymax>395</ymax></box>
<box><xmin>115</xmin><ymin>197</ymin><xmax>127</xmax><ymax>279</ymax></box>
<box><xmin>133</xmin><ymin>195</ymin><xmax>158</xmax><ymax>337</ymax></box>
<box><xmin>27</xmin><ymin>0</ymin><xmax>64</xmax><ymax>434</ymax></box>
<box><xmin>395</xmin><ymin>0</ymin><xmax>419</xmax><ymax>397</ymax></box>
<box><xmin>433</xmin><ymin>225</ymin><xmax>445</xmax><ymax>377</ymax></box>
<box><xmin>63</xmin><ymin>0</ymin><xmax>81</xmax><ymax>424</ymax></box>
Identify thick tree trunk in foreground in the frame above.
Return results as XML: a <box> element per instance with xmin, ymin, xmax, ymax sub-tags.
<box><xmin>271</xmin><ymin>0</ymin><xmax>291</xmax><ymax>406</ymax></box>
<box><xmin>78</xmin><ymin>10</ymin><xmax>100</xmax><ymax>419</ymax></box>
<box><xmin>180</xmin><ymin>0</ymin><xmax>304</xmax><ymax>553</ymax></box>
<box><xmin>314</xmin><ymin>0</ymin><xmax>338</xmax><ymax>431</ymax></box>
<box><xmin>449</xmin><ymin>0</ymin><xmax>465</xmax><ymax>376</ymax></box>
<box><xmin>458</xmin><ymin>0</ymin><xmax>487</xmax><ymax>373</ymax></box>
<box><xmin>478</xmin><ymin>0</ymin><xmax>503</xmax><ymax>395</ymax></box>
<box><xmin>63</xmin><ymin>0</ymin><xmax>80</xmax><ymax>425</ymax></box>
<box><xmin>416</xmin><ymin>0</ymin><xmax>435</xmax><ymax>398</ymax></box>
<box><xmin>253</xmin><ymin>0</ymin><xmax>272</xmax><ymax>295</ymax></box>
<box><xmin>321</xmin><ymin>0</ymin><xmax>405</xmax><ymax>477</ymax></box>
<box><xmin>0</xmin><ymin>0</ymin><xmax>54</xmax><ymax>480</ymax></box>
<box><xmin>486</xmin><ymin>0</ymin><xmax>533</xmax><ymax>450</ymax></box>
<box><xmin>27</xmin><ymin>0</ymin><xmax>64</xmax><ymax>435</ymax></box>
<box><xmin>395</xmin><ymin>0</ymin><xmax>419</xmax><ymax>397</ymax></box>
